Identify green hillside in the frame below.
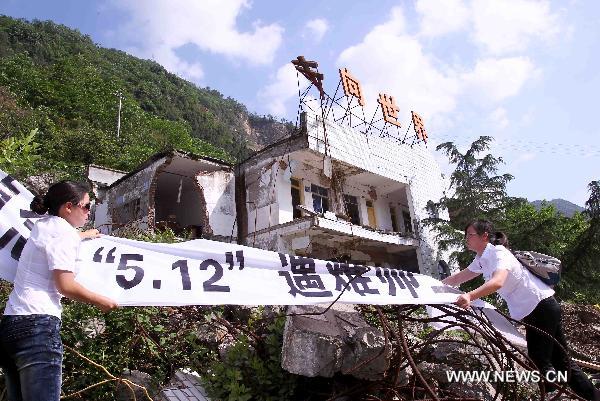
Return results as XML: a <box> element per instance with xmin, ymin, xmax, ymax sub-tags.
<box><xmin>531</xmin><ymin>198</ymin><xmax>584</xmax><ymax>217</ymax></box>
<box><xmin>0</xmin><ymin>15</ymin><xmax>291</xmax><ymax>179</ymax></box>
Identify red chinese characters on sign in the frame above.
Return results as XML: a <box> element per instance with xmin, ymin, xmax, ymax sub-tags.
<box><xmin>292</xmin><ymin>58</ymin><xmax>430</xmax><ymax>143</ymax></box>
<box><xmin>339</xmin><ymin>68</ymin><xmax>365</xmax><ymax>106</ymax></box>
<box><xmin>411</xmin><ymin>111</ymin><xmax>428</xmax><ymax>143</ymax></box>
<box><xmin>377</xmin><ymin>93</ymin><xmax>401</xmax><ymax>127</ymax></box>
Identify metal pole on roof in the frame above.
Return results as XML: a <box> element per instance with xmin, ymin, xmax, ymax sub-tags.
<box><xmin>115</xmin><ymin>90</ymin><xmax>123</xmax><ymax>139</ymax></box>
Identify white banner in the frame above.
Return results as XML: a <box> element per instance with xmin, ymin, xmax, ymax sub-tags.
<box><xmin>0</xmin><ymin>170</ymin><xmax>43</xmax><ymax>282</ymax></box>
<box><xmin>0</xmin><ymin>169</ymin><xmax>487</xmax><ymax>308</ymax></box>
<box><xmin>76</xmin><ymin>235</ymin><xmax>475</xmax><ymax>306</ymax></box>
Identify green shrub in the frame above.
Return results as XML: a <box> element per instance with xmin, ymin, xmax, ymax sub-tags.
<box><xmin>201</xmin><ymin>315</ymin><xmax>298</xmax><ymax>401</ymax></box>
<box><xmin>0</xmin><ymin>128</ymin><xmax>41</xmax><ymax>177</ymax></box>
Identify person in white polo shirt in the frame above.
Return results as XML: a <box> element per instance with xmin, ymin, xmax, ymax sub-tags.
<box><xmin>442</xmin><ymin>219</ymin><xmax>598</xmax><ymax>401</ymax></box>
<box><xmin>0</xmin><ymin>180</ymin><xmax>118</xmax><ymax>401</ymax></box>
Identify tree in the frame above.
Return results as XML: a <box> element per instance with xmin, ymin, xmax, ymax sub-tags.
<box><xmin>424</xmin><ymin>136</ymin><xmax>516</xmax><ymax>266</ymax></box>
<box><xmin>583</xmin><ymin>180</ymin><xmax>600</xmax><ymax>220</ymax></box>
<box><xmin>502</xmin><ymin>202</ymin><xmax>587</xmax><ymax>258</ymax></box>
<box><xmin>559</xmin><ymin>180</ymin><xmax>600</xmax><ymax>303</ymax></box>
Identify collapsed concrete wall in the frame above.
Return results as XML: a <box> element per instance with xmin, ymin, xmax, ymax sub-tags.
<box><xmin>196</xmin><ymin>170</ymin><xmax>237</xmax><ymax>239</ymax></box>
<box><xmin>92</xmin><ymin>152</ymin><xmax>235</xmax><ymax>239</ymax></box>
<box><xmin>281</xmin><ymin>304</ymin><xmax>390</xmax><ymax>381</ymax></box>
<box><xmin>106</xmin><ymin>155</ymin><xmax>168</xmax><ymax>233</ymax></box>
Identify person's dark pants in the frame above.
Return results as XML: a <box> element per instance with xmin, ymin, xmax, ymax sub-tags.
<box><xmin>523</xmin><ymin>296</ymin><xmax>598</xmax><ymax>400</ymax></box>
<box><xmin>0</xmin><ymin>314</ymin><xmax>63</xmax><ymax>401</ymax></box>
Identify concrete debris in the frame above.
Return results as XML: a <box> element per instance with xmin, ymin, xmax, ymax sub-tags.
<box><xmin>22</xmin><ymin>172</ymin><xmax>59</xmax><ymax>195</ymax></box>
<box><xmin>158</xmin><ymin>370</ymin><xmax>211</xmax><ymax>401</ymax></box>
<box><xmin>422</xmin><ymin>341</ymin><xmax>485</xmax><ymax>369</ymax></box>
<box><xmin>81</xmin><ymin>317</ymin><xmax>106</xmax><ymax>339</ymax></box>
<box><xmin>115</xmin><ymin>369</ymin><xmax>155</xmax><ymax>401</ymax></box>
<box><xmin>445</xmin><ymin>381</ymin><xmax>502</xmax><ymax>401</ymax></box>
<box><xmin>217</xmin><ymin>334</ymin><xmax>237</xmax><ymax>361</ymax></box>
<box><xmin>416</xmin><ymin>361</ymin><xmax>452</xmax><ymax>384</ymax></box>
<box><xmin>281</xmin><ymin>304</ymin><xmax>390</xmax><ymax>380</ymax></box>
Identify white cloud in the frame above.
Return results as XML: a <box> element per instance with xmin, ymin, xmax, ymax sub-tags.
<box><xmin>139</xmin><ymin>45</ymin><xmax>205</xmax><ymax>81</ymax></box>
<box><xmin>259</xmin><ymin>64</ymin><xmax>305</xmax><ymax>117</ymax></box>
<box><xmin>304</xmin><ymin>18</ymin><xmax>329</xmax><ymax>42</ymax></box>
<box><xmin>504</xmin><ymin>149</ymin><xmax>537</xmax><ymax>179</ymax></box>
<box><xmin>519</xmin><ymin>108</ymin><xmax>535</xmax><ymax>126</ymax></box>
<box><xmin>259</xmin><ymin>3</ymin><xmax>548</xmax><ymax>122</ymax></box>
<box><xmin>509</xmin><ymin>151</ymin><xmax>536</xmax><ymax>173</ymax></box>
<box><xmin>416</xmin><ymin>0</ymin><xmax>470</xmax><ymax>37</ymax></box>
<box><xmin>336</xmin><ymin>7</ymin><xmax>460</xmax><ymax>131</ymax></box>
<box><xmin>110</xmin><ymin>0</ymin><xmax>283</xmax><ymax>82</ymax></box>
<box><xmin>471</xmin><ymin>0</ymin><xmax>561</xmax><ymax>55</ymax></box>
<box><xmin>517</xmin><ymin>152</ymin><xmax>536</xmax><ymax>163</ymax></box>
<box><xmin>462</xmin><ymin>57</ymin><xmax>539</xmax><ymax>102</ymax></box>
<box><xmin>489</xmin><ymin>107</ymin><xmax>509</xmax><ymax>129</ymax></box>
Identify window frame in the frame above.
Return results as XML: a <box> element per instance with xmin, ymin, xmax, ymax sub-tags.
<box><xmin>343</xmin><ymin>194</ymin><xmax>361</xmax><ymax>225</ymax></box>
<box><xmin>290</xmin><ymin>177</ymin><xmax>304</xmax><ymax>219</ymax></box>
<box><xmin>311</xmin><ymin>184</ymin><xmax>329</xmax><ymax>214</ymax></box>
<box><xmin>402</xmin><ymin>210</ymin><xmax>413</xmax><ymax>233</ymax></box>
<box><xmin>389</xmin><ymin>206</ymin><xmax>399</xmax><ymax>232</ymax></box>
<box><xmin>366</xmin><ymin>200</ymin><xmax>377</xmax><ymax>228</ymax></box>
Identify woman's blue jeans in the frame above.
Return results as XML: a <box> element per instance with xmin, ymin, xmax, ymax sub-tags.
<box><xmin>0</xmin><ymin>314</ymin><xmax>63</xmax><ymax>401</ymax></box>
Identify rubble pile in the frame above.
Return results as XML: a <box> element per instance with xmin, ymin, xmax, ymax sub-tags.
<box><xmin>561</xmin><ymin>303</ymin><xmax>600</xmax><ymax>364</ymax></box>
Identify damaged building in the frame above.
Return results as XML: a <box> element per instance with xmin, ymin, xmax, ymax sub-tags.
<box><xmin>234</xmin><ymin>111</ymin><xmax>451</xmax><ymax>380</ymax></box>
<box><xmin>89</xmin><ymin>150</ymin><xmax>237</xmax><ymax>241</ymax></box>
<box><xmin>236</xmin><ymin>110</ymin><xmax>449</xmax><ymax>277</ymax></box>
<box><xmin>89</xmin><ymin>112</ymin><xmax>449</xmax><ymax>277</ymax></box>
<box><xmin>88</xmin><ymin>111</ymin><xmax>452</xmax><ymax>382</ymax></box>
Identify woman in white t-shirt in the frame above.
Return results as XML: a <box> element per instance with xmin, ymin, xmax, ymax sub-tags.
<box><xmin>442</xmin><ymin>219</ymin><xmax>598</xmax><ymax>401</ymax></box>
<box><xmin>0</xmin><ymin>180</ymin><xmax>118</xmax><ymax>401</ymax></box>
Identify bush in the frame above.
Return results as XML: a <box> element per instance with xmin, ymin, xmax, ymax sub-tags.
<box><xmin>201</xmin><ymin>314</ymin><xmax>298</xmax><ymax>401</ymax></box>
<box><xmin>0</xmin><ymin>128</ymin><xmax>41</xmax><ymax>178</ymax></box>
<box><xmin>60</xmin><ymin>301</ymin><xmax>214</xmax><ymax>399</ymax></box>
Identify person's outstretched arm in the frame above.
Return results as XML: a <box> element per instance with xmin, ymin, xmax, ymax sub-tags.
<box><xmin>53</xmin><ymin>270</ymin><xmax>118</xmax><ymax>312</ymax></box>
<box><xmin>442</xmin><ymin>268</ymin><xmax>481</xmax><ymax>286</ymax></box>
<box><xmin>455</xmin><ymin>269</ymin><xmax>508</xmax><ymax>308</ymax></box>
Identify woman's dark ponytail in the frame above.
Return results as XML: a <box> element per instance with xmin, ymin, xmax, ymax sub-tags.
<box><xmin>492</xmin><ymin>231</ymin><xmax>509</xmax><ymax>248</ymax></box>
<box><xmin>31</xmin><ymin>181</ymin><xmax>90</xmax><ymax>216</ymax></box>
<box><xmin>30</xmin><ymin>195</ymin><xmax>48</xmax><ymax>215</ymax></box>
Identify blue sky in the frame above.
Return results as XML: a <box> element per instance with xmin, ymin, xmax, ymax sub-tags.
<box><xmin>1</xmin><ymin>0</ymin><xmax>599</xmax><ymax>206</ymax></box>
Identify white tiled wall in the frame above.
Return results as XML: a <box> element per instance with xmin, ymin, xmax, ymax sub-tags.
<box><xmin>304</xmin><ymin>111</ymin><xmax>451</xmax><ymax>276</ymax></box>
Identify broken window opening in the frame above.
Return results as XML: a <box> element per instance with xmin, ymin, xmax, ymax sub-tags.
<box><xmin>114</xmin><ymin>198</ymin><xmax>141</xmax><ymax>225</ymax></box>
<box><xmin>343</xmin><ymin>194</ymin><xmax>360</xmax><ymax>225</ymax></box>
<box><xmin>402</xmin><ymin>210</ymin><xmax>413</xmax><ymax>233</ymax></box>
<box><xmin>311</xmin><ymin>184</ymin><xmax>329</xmax><ymax>214</ymax></box>
<box><xmin>366</xmin><ymin>200</ymin><xmax>377</xmax><ymax>228</ymax></box>
<box><xmin>389</xmin><ymin>206</ymin><xmax>399</xmax><ymax>232</ymax></box>
<box><xmin>291</xmin><ymin>177</ymin><xmax>303</xmax><ymax>219</ymax></box>
<box><xmin>154</xmin><ymin>173</ymin><xmax>207</xmax><ymax>238</ymax></box>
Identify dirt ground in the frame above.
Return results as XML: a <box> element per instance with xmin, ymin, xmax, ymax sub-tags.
<box><xmin>561</xmin><ymin>303</ymin><xmax>600</xmax><ymax>365</ymax></box>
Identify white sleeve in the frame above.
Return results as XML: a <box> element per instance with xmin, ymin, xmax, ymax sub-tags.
<box><xmin>466</xmin><ymin>258</ymin><xmax>482</xmax><ymax>273</ymax></box>
<box><xmin>481</xmin><ymin>247</ymin><xmax>509</xmax><ymax>273</ymax></box>
<box><xmin>44</xmin><ymin>231</ymin><xmax>80</xmax><ymax>272</ymax></box>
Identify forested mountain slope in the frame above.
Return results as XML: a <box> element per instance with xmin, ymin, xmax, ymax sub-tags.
<box><xmin>0</xmin><ymin>15</ymin><xmax>292</xmax><ymax>176</ymax></box>
<box><xmin>531</xmin><ymin>198</ymin><xmax>584</xmax><ymax>217</ymax></box>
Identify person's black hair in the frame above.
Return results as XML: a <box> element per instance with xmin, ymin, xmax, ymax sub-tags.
<box><xmin>492</xmin><ymin>231</ymin><xmax>509</xmax><ymax>248</ymax></box>
<box><xmin>464</xmin><ymin>219</ymin><xmax>494</xmax><ymax>238</ymax></box>
<box><xmin>30</xmin><ymin>181</ymin><xmax>90</xmax><ymax>216</ymax></box>
<box><xmin>464</xmin><ymin>220</ymin><xmax>509</xmax><ymax>246</ymax></box>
